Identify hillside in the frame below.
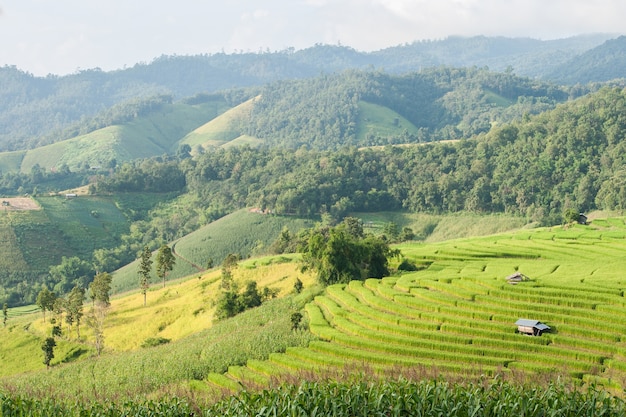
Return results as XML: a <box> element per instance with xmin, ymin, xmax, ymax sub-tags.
<box><xmin>547</xmin><ymin>36</ymin><xmax>626</xmax><ymax>84</ymax></box>
<box><xmin>2</xmin><ymin>215</ymin><xmax>626</xmax><ymax>409</ymax></box>
<box><xmin>0</xmin><ymin>34</ymin><xmax>616</xmax><ymax>153</ymax></box>
<box><xmin>0</xmin><ymin>67</ymin><xmax>571</xmax><ymax>171</ymax></box>
<box><xmin>2</xmin><ymin>97</ymin><xmax>230</xmax><ymax>173</ymax></box>
<box><xmin>0</xmin><ymin>195</ymin><xmax>131</xmax><ymax>305</ymax></box>
<box><xmin>110</xmin><ymin>209</ymin><xmax>316</xmax><ymax>293</ymax></box>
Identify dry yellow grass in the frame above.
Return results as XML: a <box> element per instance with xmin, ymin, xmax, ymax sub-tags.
<box><xmin>31</xmin><ymin>259</ymin><xmax>315</xmax><ymax>353</ymax></box>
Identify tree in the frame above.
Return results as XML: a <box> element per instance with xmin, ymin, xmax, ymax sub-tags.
<box><xmin>49</xmin><ymin>256</ymin><xmax>95</xmax><ymax>294</ymax></box>
<box><xmin>239</xmin><ymin>281</ymin><xmax>262</xmax><ymax>310</ymax></box>
<box><xmin>89</xmin><ymin>272</ymin><xmax>112</xmax><ymax>306</ymax></box>
<box><xmin>2</xmin><ymin>303</ymin><xmax>8</xmax><ymax>327</ymax></box>
<box><xmin>67</xmin><ymin>286</ymin><xmax>85</xmax><ymax>339</ymax></box>
<box><xmin>291</xmin><ymin>312</ymin><xmax>303</xmax><ymax>330</ymax></box>
<box><xmin>41</xmin><ymin>337</ymin><xmax>56</xmax><ymax>369</ymax></box>
<box><xmin>36</xmin><ymin>286</ymin><xmax>56</xmax><ymax>322</ymax></box>
<box><xmin>156</xmin><ymin>244</ymin><xmax>176</xmax><ymax>288</ymax></box>
<box><xmin>300</xmin><ymin>218</ymin><xmax>399</xmax><ymax>286</ymax></box>
<box><xmin>86</xmin><ymin>302</ymin><xmax>108</xmax><ymax>356</ymax></box>
<box><xmin>563</xmin><ymin>208</ymin><xmax>580</xmax><ymax>224</ymax></box>
<box><xmin>293</xmin><ymin>277</ymin><xmax>303</xmax><ymax>294</ymax></box>
<box><xmin>138</xmin><ymin>246</ymin><xmax>153</xmax><ymax>306</ymax></box>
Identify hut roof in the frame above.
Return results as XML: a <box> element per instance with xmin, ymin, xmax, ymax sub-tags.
<box><xmin>515</xmin><ymin>319</ymin><xmax>550</xmax><ymax>331</ymax></box>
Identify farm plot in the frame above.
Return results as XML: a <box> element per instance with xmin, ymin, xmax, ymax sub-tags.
<box><xmin>35</xmin><ymin>195</ymin><xmax>130</xmax><ymax>258</ymax></box>
<box><xmin>206</xmin><ymin>220</ymin><xmax>626</xmax><ymax>392</ymax></box>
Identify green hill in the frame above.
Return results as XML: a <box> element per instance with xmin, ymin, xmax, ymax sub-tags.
<box><xmin>110</xmin><ymin>209</ymin><xmax>315</xmax><ymax>293</ymax></box>
<box><xmin>11</xmin><ymin>98</ymin><xmax>231</xmax><ymax>172</ymax></box>
<box><xmin>0</xmin><ymin>195</ymin><xmax>134</xmax><ymax>305</ymax></box>
<box><xmin>180</xmin><ymin>97</ymin><xmax>259</xmax><ymax>151</ymax></box>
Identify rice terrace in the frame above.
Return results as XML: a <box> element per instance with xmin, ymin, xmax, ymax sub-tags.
<box><xmin>202</xmin><ymin>216</ymin><xmax>626</xmax><ymax>391</ymax></box>
<box><xmin>4</xmin><ymin>213</ymin><xmax>626</xmax><ymax>415</ymax></box>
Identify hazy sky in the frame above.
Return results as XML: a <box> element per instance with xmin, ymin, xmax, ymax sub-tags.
<box><xmin>1</xmin><ymin>0</ymin><xmax>624</xmax><ymax>76</ymax></box>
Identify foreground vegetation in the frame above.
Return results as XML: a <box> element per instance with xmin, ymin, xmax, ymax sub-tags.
<box><xmin>2</xmin><ymin>378</ymin><xmax>625</xmax><ymax>416</ymax></box>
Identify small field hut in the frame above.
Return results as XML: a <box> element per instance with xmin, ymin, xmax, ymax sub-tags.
<box><xmin>515</xmin><ymin>319</ymin><xmax>551</xmax><ymax>336</ymax></box>
<box><xmin>506</xmin><ymin>272</ymin><xmax>529</xmax><ymax>284</ymax></box>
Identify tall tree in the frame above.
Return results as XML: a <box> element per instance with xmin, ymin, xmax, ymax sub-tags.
<box><xmin>300</xmin><ymin>218</ymin><xmax>399</xmax><ymax>285</ymax></box>
<box><xmin>86</xmin><ymin>302</ymin><xmax>108</xmax><ymax>356</ymax></box>
<box><xmin>67</xmin><ymin>286</ymin><xmax>85</xmax><ymax>339</ymax></box>
<box><xmin>138</xmin><ymin>246</ymin><xmax>153</xmax><ymax>306</ymax></box>
<box><xmin>2</xmin><ymin>303</ymin><xmax>8</xmax><ymax>327</ymax></box>
<box><xmin>36</xmin><ymin>286</ymin><xmax>56</xmax><ymax>322</ymax></box>
<box><xmin>155</xmin><ymin>244</ymin><xmax>176</xmax><ymax>288</ymax></box>
<box><xmin>89</xmin><ymin>272</ymin><xmax>112</xmax><ymax>306</ymax></box>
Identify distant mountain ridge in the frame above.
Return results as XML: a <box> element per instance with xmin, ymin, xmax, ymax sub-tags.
<box><xmin>0</xmin><ymin>34</ymin><xmax>620</xmax><ymax>152</ymax></box>
<box><xmin>0</xmin><ymin>68</ymin><xmax>571</xmax><ymax>172</ymax></box>
<box><xmin>547</xmin><ymin>35</ymin><xmax>626</xmax><ymax>83</ymax></box>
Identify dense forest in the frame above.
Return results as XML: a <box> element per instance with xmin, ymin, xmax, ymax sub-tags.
<box><xmin>0</xmin><ymin>34</ymin><xmax>620</xmax><ymax>152</ymax></box>
<box><xmin>243</xmin><ymin>68</ymin><xmax>570</xmax><ymax>148</ymax></box>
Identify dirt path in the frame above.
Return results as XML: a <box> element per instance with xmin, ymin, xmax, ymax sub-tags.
<box><xmin>171</xmin><ymin>241</ymin><xmax>205</xmax><ymax>272</ymax></box>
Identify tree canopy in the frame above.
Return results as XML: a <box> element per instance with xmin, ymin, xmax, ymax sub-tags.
<box><xmin>300</xmin><ymin>218</ymin><xmax>399</xmax><ymax>286</ymax></box>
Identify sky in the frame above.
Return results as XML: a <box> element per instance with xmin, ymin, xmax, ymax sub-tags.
<box><xmin>0</xmin><ymin>0</ymin><xmax>624</xmax><ymax>76</ymax></box>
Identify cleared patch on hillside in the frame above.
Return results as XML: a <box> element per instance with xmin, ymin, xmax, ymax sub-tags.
<box><xmin>355</xmin><ymin>101</ymin><xmax>421</xmax><ymax>141</ymax></box>
<box><xmin>181</xmin><ymin>97</ymin><xmax>258</xmax><ymax>150</ymax></box>
<box><xmin>0</xmin><ymin>197</ymin><xmax>41</xmax><ymax>211</ymax></box>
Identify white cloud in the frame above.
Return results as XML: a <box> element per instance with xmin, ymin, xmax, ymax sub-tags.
<box><xmin>0</xmin><ymin>0</ymin><xmax>624</xmax><ymax>75</ymax></box>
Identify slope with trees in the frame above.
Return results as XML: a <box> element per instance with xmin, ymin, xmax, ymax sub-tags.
<box><xmin>0</xmin><ymin>34</ymin><xmax>617</xmax><ymax>153</ymax></box>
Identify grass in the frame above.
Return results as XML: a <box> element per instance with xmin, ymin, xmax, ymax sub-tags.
<box><xmin>354</xmin><ymin>210</ymin><xmax>528</xmax><ymax>242</ymax></box>
<box><xmin>355</xmin><ymin>101</ymin><xmax>421</xmax><ymax>141</ymax></box>
<box><xmin>0</xmin><ymin>258</ymin><xmax>318</xmax><ymax>393</ymax></box>
<box><xmin>14</xmin><ymin>100</ymin><xmax>226</xmax><ymax>172</ymax></box>
<box><xmin>206</xmin><ymin>218</ymin><xmax>626</xmax><ymax>395</ymax></box>
<box><xmin>172</xmin><ymin>209</ymin><xmax>314</xmax><ymax>270</ymax></box>
<box><xmin>110</xmin><ymin>209</ymin><xmax>314</xmax><ymax>293</ymax></box>
<box><xmin>0</xmin><ymin>150</ymin><xmax>26</xmax><ymax>173</ymax></box>
<box><xmin>35</xmin><ymin>195</ymin><xmax>130</xmax><ymax>258</ymax></box>
<box><xmin>181</xmin><ymin>97</ymin><xmax>256</xmax><ymax>151</ymax></box>
<box><xmin>5</xmin><ymin>214</ymin><xmax>626</xmax><ymax>407</ymax></box>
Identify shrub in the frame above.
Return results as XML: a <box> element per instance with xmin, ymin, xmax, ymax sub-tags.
<box><xmin>140</xmin><ymin>337</ymin><xmax>170</xmax><ymax>348</ymax></box>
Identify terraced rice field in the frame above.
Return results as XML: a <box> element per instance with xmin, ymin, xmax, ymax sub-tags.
<box><xmin>206</xmin><ymin>220</ymin><xmax>626</xmax><ymax>391</ymax></box>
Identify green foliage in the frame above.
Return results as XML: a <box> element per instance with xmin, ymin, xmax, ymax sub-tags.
<box><xmin>300</xmin><ymin>218</ymin><xmax>398</xmax><ymax>285</ymax></box>
<box><xmin>137</xmin><ymin>246</ymin><xmax>153</xmax><ymax>306</ymax></box>
<box><xmin>215</xmin><ymin>280</ymin><xmax>276</xmax><ymax>320</ymax></box>
<box><xmin>155</xmin><ymin>244</ymin><xmax>176</xmax><ymax>288</ymax></box>
<box><xmin>140</xmin><ymin>337</ymin><xmax>171</xmax><ymax>348</ymax></box>
<box><xmin>66</xmin><ymin>286</ymin><xmax>85</xmax><ymax>339</ymax></box>
<box><xmin>1</xmin><ymin>379</ymin><xmax>625</xmax><ymax>415</ymax></box>
<box><xmin>89</xmin><ymin>272</ymin><xmax>112</xmax><ymax>306</ymax></box>
<box><xmin>41</xmin><ymin>337</ymin><xmax>56</xmax><ymax>369</ymax></box>
<box><xmin>49</xmin><ymin>256</ymin><xmax>94</xmax><ymax>294</ymax></box>
<box><xmin>35</xmin><ymin>287</ymin><xmax>55</xmax><ymax>321</ymax></box>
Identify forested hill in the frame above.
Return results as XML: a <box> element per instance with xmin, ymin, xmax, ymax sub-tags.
<box><xmin>239</xmin><ymin>68</ymin><xmax>568</xmax><ymax>149</ymax></box>
<box><xmin>0</xmin><ymin>34</ymin><xmax>619</xmax><ymax>152</ymax></box>
<box><xmin>0</xmin><ymin>68</ymin><xmax>571</xmax><ymax>173</ymax></box>
<box><xmin>546</xmin><ymin>36</ymin><xmax>626</xmax><ymax>84</ymax></box>
<box><xmin>99</xmin><ymin>86</ymin><xmax>626</xmax><ymax>236</ymax></box>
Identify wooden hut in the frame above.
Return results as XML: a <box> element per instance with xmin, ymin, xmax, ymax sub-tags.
<box><xmin>515</xmin><ymin>319</ymin><xmax>550</xmax><ymax>336</ymax></box>
<box><xmin>506</xmin><ymin>272</ymin><xmax>529</xmax><ymax>284</ymax></box>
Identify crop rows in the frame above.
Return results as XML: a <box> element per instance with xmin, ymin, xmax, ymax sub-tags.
<box><xmin>205</xmin><ymin>222</ymin><xmax>626</xmax><ymax>393</ymax></box>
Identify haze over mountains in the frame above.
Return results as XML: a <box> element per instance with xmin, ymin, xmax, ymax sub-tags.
<box><xmin>1</xmin><ymin>34</ymin><xmax>624</xmax><ymax>157</ymax></box>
